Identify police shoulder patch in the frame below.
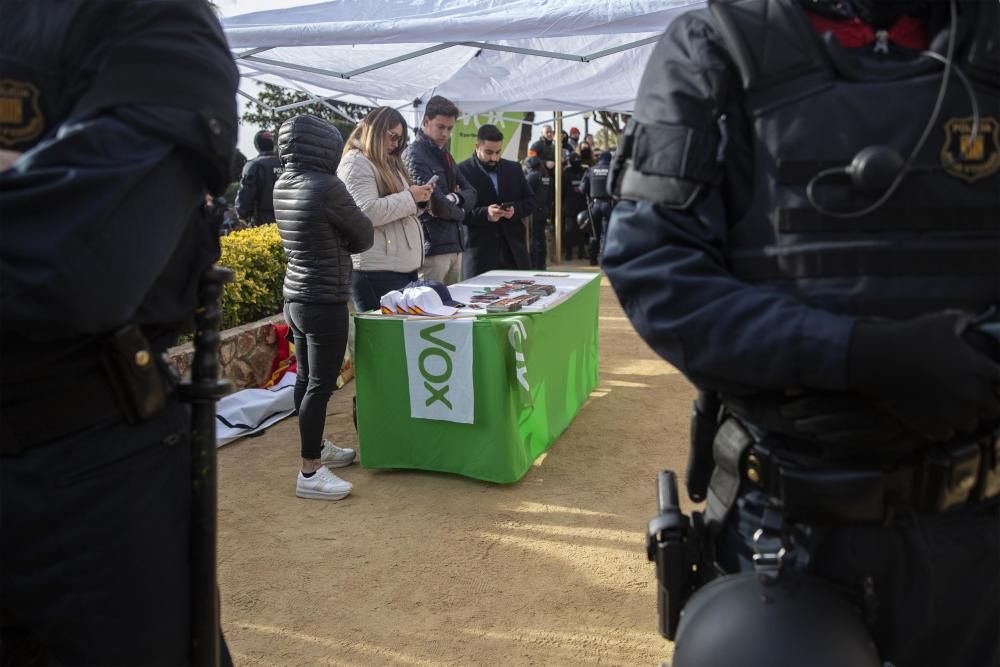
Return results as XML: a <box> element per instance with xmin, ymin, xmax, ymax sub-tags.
<box><xmin>0</xmin><ymin>79</ymin><xmax>44</xmax><ymax>148</ymax></box>
<box><xmin>940</xmin><ymin>116</ymin><xmax>1000</xmax><ymax>183</ymax></box>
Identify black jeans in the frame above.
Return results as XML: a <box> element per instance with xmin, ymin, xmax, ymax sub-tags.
<box><xmin>351</xmin><ymin>269</ymin><xmax>417</xmax><ymax>313</ymax></box>
<box><xmin>589</xmin><ymin>200</ymin><xmax>613</xmax><ymax>264</ymax></box>
<box><xmin>284</xmin><ymin>300</ymin><xmax>349</xmax><ymax>460</ymax></box>
<box><xmin>0</xmin><ymin>401</ymin><xmax>232</xmax><ymax>666</ymax></box>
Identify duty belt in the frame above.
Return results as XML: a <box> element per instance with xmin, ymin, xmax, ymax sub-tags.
<box><xmin>1</xmin><ymin>369</ymin><xmax>124</xmax><ymax>454</ymax></box>
<box><xmin>742</xmin><ymin>429</ymin><xmax>1000</xmax><ymax>522</ymax></box>
<box><xmin>0</xmin><ymin>325</ymin><xmax>174</xmax><ymax>455</ymax></box>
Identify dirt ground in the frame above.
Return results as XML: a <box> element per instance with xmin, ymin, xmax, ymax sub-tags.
<box><xmin>217</xmin><ymin>263</ymin><xmax>696</xmax><ymax>666</ymax></box>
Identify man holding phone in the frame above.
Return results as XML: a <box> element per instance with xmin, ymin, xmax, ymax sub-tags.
<box><xmin>403</xmin><ymin>95</ymin><xmax>476</xmax><ymax>285</ymax></box>
<box><xmin>457</xmin><ymin>124</ymin><xmax>535</xmax><ymax>280</ymax></box>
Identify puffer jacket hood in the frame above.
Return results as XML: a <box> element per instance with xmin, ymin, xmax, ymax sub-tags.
<box><xmin>273</xmin><ymin>114</ymin><xmax>374</xmax><ymax>304</ymax></box>
<box><xmin>278</xmin><ymin>114</ymin><xmax>343</xmax><ymax>173</ymax></box>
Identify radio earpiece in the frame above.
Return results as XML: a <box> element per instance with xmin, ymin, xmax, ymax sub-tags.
<box><xmin>844</xmin><ymin>145</ymin><xmax>906</xmax><ymax>193</ymax></box>
<box><xmin>806</xmin><ymin>0</ymin><xmax>980</xmax><ymax>219</ymax></box>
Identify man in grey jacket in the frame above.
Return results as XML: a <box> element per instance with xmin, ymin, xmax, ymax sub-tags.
<box><xmin>402</xmin><ymin>95</ymin><xmax>476</xmax><ymax>285</ymax></box>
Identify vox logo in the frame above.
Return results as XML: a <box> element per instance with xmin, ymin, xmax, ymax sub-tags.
<box><xmin>403</xmin><ymin>319</ymin><xmax>474</xmax><ymax>424</ymax></box>
<box><xmin>418</xmin><ymin>323</ymin><xmax>455</xmax><ymax>409</ymax></box>
<box><xmin>507</xmin><ymin>320</ymin><xmax>529</xmax><ymax>393</ymax></box>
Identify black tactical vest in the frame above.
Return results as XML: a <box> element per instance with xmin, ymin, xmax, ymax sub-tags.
<box><xmin>711</xmin><ymin>0</ymin><xmax>1000</xmax><ymax>319</ymax></box>
<box><xmin>588</xmin><ymin>164</ymin><xmax>611</xmax><ymax>199</ymax></box>
<box><xmin>246</xmin><ymin>152</ymin><xmax>282</xmax><ymax>223</ymax></box>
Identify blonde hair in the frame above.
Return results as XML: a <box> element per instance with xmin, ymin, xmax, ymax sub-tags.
<box><xmin>343</xmin><ymin>107</ymin><xmax>411</xmax><ymax>196</ymax></box>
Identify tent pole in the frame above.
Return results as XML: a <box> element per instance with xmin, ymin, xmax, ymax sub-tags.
<box><xmin>553</xmin><ymin>111</ymin><xmax>563</xmax><ymax>267</ymax></box>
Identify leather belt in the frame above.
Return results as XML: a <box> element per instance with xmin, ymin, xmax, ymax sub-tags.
<box><xmin>743</xmin><ymin>430</ymin><xmax>1000</xmax><ymax>522</ymax></box>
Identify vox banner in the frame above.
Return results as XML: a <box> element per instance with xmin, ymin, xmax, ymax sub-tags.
<box><xmin>450</xmin><ymin>112</ymin><xmax>526</xmax><ymax>163</ymax></box>
<box><xmin>403</xmin><ymin>319</ymin><xmax>474</xmax><ymax>423</ymax></box>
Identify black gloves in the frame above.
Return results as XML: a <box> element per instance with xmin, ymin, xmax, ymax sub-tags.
<box><xmin>848</xmin><ymin>311</ymin><xmax>1000</xmax><ymax>442</ymax></box>
<box><xmin>779</xmin><ymin>391</ymin><xmax>906</xmax><ymax>448</ymax></box>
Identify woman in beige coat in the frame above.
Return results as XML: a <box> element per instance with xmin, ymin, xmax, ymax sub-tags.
<box><xmin>339</xmin><ymin>107</ymin><xmax>433</xmax><ymax>312</ymax></box>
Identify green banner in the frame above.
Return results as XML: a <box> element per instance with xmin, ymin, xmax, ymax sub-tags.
<box><xmin>354</xmin><ymin>275</ymin><xmax>600</xmax><ymax>483</ymax></box>
<box><xmin>450</xmin><ymin>112</ymin><xmax>527</xmax><ymax>164</ymax></box>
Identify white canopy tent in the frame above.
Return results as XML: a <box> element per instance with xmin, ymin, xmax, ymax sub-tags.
<box><xmin>222</xmin><ymin>0</ymin><xmax>704</xmax><ymax>116</ymax></box>
<box><xmin>222</xmin><ymin>0</ymin><xmax>704</xmax><ymax>259</ymax></box>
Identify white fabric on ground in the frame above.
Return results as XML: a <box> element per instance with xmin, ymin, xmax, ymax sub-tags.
<box><xmin>216</xmin><ymin>372</ymin><xmax>296</xmax><ymax>447</ymax></box>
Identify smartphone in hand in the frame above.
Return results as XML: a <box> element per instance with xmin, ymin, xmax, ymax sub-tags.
<box><xmin>427</xmin><ymin>174</ymin><xmax>440</xmax><ymax>186</ymax></box>
<box><xmin>499</xmin><ymin>202</ymin><xmax>514</xmax><ymax>210</ymax></box>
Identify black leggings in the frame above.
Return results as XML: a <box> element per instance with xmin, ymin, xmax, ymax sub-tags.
<box><xmin>283</xmin><ymin>301</ymin><xmax>349</xmax><ymax>460</ymax></box>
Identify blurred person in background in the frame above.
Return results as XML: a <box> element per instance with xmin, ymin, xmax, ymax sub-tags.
<box><xmin>581</xmin><ymin>150</ymin><xmax>614</xmax><ymax>266</ymax></box>
<box><xmin>524</xmin><ymin>156</ymin><xmax>553</xmax><ymax>270</ymax></box>
<box><xmin>529</xmin><ymin>124</ymin><xmax>557</xmax><ymax>171</ymax></box>
<box><xmin>562</xmin><ymin>152</ymin><xmax>589</xmax><ymax>261</ymax></box>
<box><xmin>235</xmin><ymin>129</ymin><xmax>282</xmax><ymax>227</ymax></box>
<box><xmin>568</xmin><ymin>126</ymin><xmax>581</xmax><ymax>150</ymax></box>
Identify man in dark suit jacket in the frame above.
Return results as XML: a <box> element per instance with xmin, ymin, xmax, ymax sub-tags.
<box><xmin>457</xmin><ymin>124</ymin><xmax>535</xmax><ymax>280</ymax></box>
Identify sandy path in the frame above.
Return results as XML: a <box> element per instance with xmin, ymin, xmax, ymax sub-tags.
<box><xmin>218</xmin><ymin>266</ymin><xmax>695</xmax><ymax>666</ymax></box>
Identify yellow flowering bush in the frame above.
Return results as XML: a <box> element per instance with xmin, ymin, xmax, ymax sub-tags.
<box><xmin>218</xmin><ymin>224</ymin><xmax>286</xmax><ymax>330</ymax></box>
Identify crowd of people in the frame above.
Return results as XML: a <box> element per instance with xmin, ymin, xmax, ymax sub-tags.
<box><xmin>233</xmin><ymin>101</ymin><xmax>619</xmax><ymax>501</ymax></box>
<box><xmin>250</xmin><ymin>95</ymin><xmax>617</xmax><ymax>502</ymax></box>
<box><xmin>235</xmin><ymin>106</ymin><xmax>614</xmax><ymax>272</ymax></box>
<box><xmin>4</xmin><ymin>0</ymin><xmax>998</xmax><ymax>664</ymax></box>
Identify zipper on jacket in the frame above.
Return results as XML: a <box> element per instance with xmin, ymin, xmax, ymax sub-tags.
<box><xmin>873</xmin><ymin>29</ymin><xmax>889</xmax><ymax>54</ymax></box>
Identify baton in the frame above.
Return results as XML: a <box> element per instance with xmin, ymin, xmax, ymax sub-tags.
<box><xmin>178</xmin><ymin>266</ymin><xmax>234</xmax><ymax>667</ymax></box>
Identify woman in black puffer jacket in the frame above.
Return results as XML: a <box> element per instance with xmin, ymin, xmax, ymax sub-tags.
<box><xmin>273</xmin><ymin>114</ymin><xmax>373</xmax><ymax>501</ymax></box>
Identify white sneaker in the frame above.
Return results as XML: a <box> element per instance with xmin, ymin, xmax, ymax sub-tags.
<box><xmin>296</xmin><ymin>466</ymin><xmax>353</xmax><ymax>500</ymax></box>
<box><xmin>320</xmin><ymin>439</ymin><xmax>356</xmax><ymax>468</ymax></box>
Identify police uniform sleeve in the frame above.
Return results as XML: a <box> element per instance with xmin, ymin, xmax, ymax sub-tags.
<box><xmin>235</xmin><ymin>160</ymin><xmax>260</xmax><ymax>220</ymax></box>
<box><xmin>0</xmin><ymin>0</ymin><xmax>238</xmax><ymax>340</ymax></box>
<box><xmin>514</xmin><ymin>165</ymin><xmax>535</xmax><ymax>219</ymax></box>
<box><xmin>602</xmin><ymin>12</ymin><xmax>853</xmax><ymax>395</ymax></box>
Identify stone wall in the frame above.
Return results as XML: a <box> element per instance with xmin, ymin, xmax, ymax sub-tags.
<box><xmin>167</xmin><ymin>313</ymin><xmax>355</xmax><ymax>393</ymax></box>
<box><xmin>168</xmin><ymin>314</ymin><xmax>286</xmax><ymax>391</ymax></box>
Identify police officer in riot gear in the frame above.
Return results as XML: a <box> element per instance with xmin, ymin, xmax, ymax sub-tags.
<box><xmin>525</xmin><ymin>156</ymin><xmax>553</xmax><ymax>270</ymax></box>
<box><xmin>0</xmin><ymin>1</ymin><xmax>238</xmax><ymax>664</ymax></box>
<box><xmin>235</xmin><ymin>129</ymin><xmax>282</xmax><ymax>227</ymax></box>
<box><xmin>562</xmin><ymin>152</ymin><xmax>589</xmax><ymax>261</ymax></box>
<box><xmin>604</xmin><ymin>0</ymin><xmax>1000</xmax><ymax>664</ymax></box>
<box><xmin>581</xmin><ymin>151</ymin><xmax>614</xmax><ymax>266</ymax></box>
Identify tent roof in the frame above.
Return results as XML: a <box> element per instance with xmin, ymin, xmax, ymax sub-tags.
<box><xmin>223</xmin><ymin>0</ymin><xmax>704</xmax><ymax>115</ymax></box>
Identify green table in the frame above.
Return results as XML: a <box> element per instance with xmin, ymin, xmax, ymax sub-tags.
<box><xmin>354</xmin><ymin>271</ymin><xmax>600</xmax><ymax>483</ymax></box>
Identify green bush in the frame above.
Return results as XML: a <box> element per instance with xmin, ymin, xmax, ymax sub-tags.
<box><xmin>219</xmin><ymin>224</ymin><xmax>286</xmax><ymax>330</ymax></box>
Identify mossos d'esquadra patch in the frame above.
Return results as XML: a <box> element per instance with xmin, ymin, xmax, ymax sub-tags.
<box><xmin>0</xmin><ymin>79</ymin><xmax>44</xmax><ymax>148</ymax></box>
<box><xmin>940</xmin><ymin>116</ymin><xmax>1000</xmax><ymax>183</ymax></box>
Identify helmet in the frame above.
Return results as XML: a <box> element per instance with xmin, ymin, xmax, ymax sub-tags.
<box><xmin>253</xmin><ymin>129</ymin><xmax>274</xmax><ymax>153</ymax></box>
<box><xmin>525</xmin><ymin>156</ymin><xmax>541</xmax><ymax>170</ymax></box>
<box><xmin>576</xmin><ymin>209</ymin><xmax>591</xmax><ymax>230</ymax></box>
<box><xmin>672</xmin><ymin>574</ymin><xmax>880</xmax><ymax>667</ymax></box>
